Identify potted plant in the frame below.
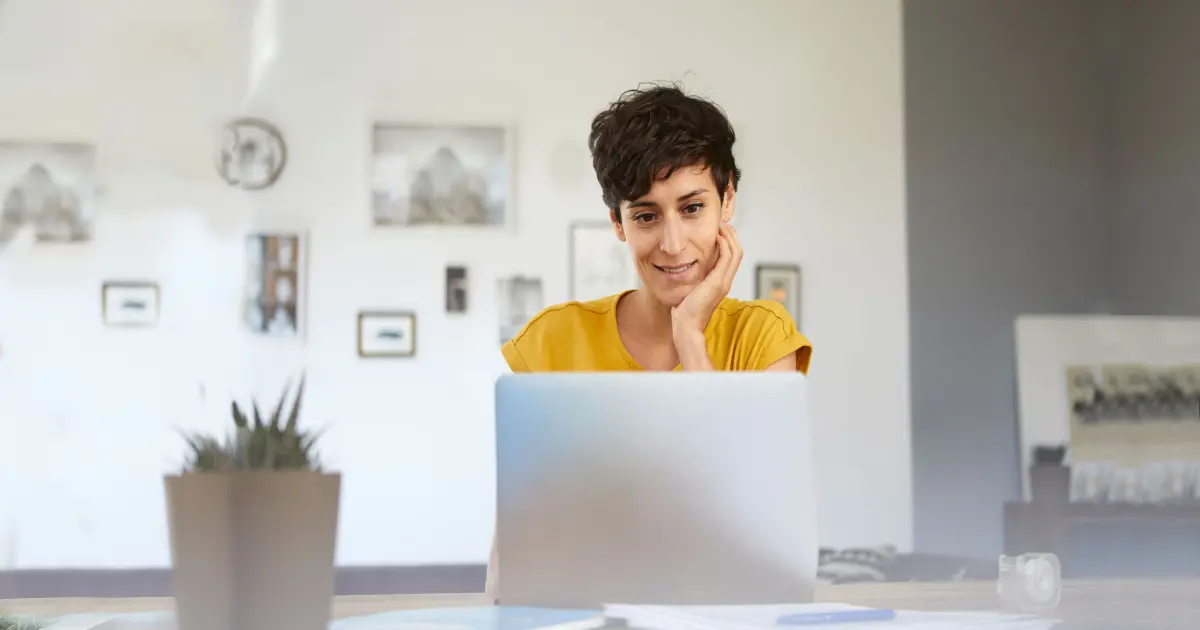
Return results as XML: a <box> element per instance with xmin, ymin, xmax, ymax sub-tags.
<box><xmin>165</xmin><ymin>374</ymin><xmax>339</xmax><ymax>630</ymax></box>
<box><xmin>0</xmin><ymin>613</ymin><xmax>45</xmax><ymax>630</ymax></box>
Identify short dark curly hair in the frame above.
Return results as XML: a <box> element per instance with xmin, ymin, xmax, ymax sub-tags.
<box><xmin>588</xmin><ymin>83</ymin><xmax>741</xmax><ymax>220</ymax></box>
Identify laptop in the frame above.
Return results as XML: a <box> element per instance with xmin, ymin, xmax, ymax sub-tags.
<box><xmin>493</xmin><ymin>372</ymin><xmax>818</xmax><ymax>609</ymax></box>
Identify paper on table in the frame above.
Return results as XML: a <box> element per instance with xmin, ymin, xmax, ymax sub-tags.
<box><xmin>332</xmin><ymin>607</ymin><xmax>604</xmax><ymax>630</ymax></box>
<box><xmin>603</xmin><ymin>603</ymin><xmax>1059</xmax><ymax>630</ymax></box>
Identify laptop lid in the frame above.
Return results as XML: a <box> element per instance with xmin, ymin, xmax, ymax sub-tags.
<box><xmin>494</xmin><ymin>372</ymin><xmax>817</xmax><ymax>608</ymax></box>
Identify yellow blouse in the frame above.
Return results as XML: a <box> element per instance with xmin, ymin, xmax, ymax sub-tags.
<box><xmin>501</xmin><ymin>290</ymin><xmax>811</xmax><ymax>373</ymax></box>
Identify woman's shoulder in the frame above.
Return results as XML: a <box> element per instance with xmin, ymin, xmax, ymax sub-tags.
<box><xmin>522</xmin><ymin>294</ymin><xmax>619</xmax><ymax>335</ymax></box>
<box><xmin>711</xmin><ymin>297</ymin><xmax>812</xmax><ymax>372</ymax></box>
<box><xmin>714</xmin><ymin>296</ymin><xmax>797</xmax><ymax>330</ymax></box>
<box><xmin>500</xmin><ymin>293</ymin><xmax>621</xmax><ymax>371</ymax></box>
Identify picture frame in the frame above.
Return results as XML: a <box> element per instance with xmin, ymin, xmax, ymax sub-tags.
<box><xmin>244</xmin><ymin>232</ymin><xmax>305</xmax><ymax>338</ymax></box>
<box><xmin>754</xmin><ymin>263</ymin><xmax>801</xmax><ymax>322</ymax></box>
<box><xmin>369</xmin><ymin>120</ymin><xmax>516</xmax><ymax>230</ymax></box>
<box><xmin>446</xmin><ymin>265</ymin><xmax>468</xmax><ymax>313</ymax></box>
<box><xmin>101</xmin><ymin>281</ymin><xmax>160</xmax><ymax>328</ymax></box>
<box><xmin>497</xmin><ymin>275</ymin><xmax>543</xmax><ymax>344</ymax></box>
<box><xmin>0</xmin><ymin>141</ymin><xmax>98</xmax><ymax>243</ymax></box>
<box><xmin>357</xmin><ymin>310</ymin><xmax>417</xmax><ymax>358</ymax></box>
<box><xmin>1015</xmin><ymin>316</ymin><xmax>1200</xmax><ymax>499</ymax></box>
<box><xmin>569</xmin><ymin>220</ymin><xmax>640</xmax><ymax>301</ymax></box>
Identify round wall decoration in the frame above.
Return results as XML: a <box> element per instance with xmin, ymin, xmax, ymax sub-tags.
<box><xmin>215</xmin><ymin>118</ymin><xmax>288</xmax><ymax>190</ymax></box>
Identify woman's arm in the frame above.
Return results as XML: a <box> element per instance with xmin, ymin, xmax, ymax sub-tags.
<box><xmin>675</xmin><ymin>331</ymin><xmax>714</xmax><ymax>371</ymax></box>
<box><xmin>765</xmin><ymin>351</ymin><xmax>799</xmax><ymax>372</ymax></box>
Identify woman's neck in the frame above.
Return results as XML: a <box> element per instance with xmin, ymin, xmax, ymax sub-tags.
<box><xmin>621</xmin><ymin>289</ymin><xmax>674</xmax><ymax>340</ymax></box>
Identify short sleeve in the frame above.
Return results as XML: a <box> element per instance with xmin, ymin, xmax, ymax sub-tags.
<box><xmin>500</xmin><ymin>338</ymin><xmax>531</xmax><ymax>372</ymax></box>
<box><xmin>747</xmin><ymin>301</ymin><xmax>813</xmax><ymax>374</ymax></box>
<box><xmin>500</xmin><ymin>306</ymin><xmax>556</xmax><ymax>372</ymax></box>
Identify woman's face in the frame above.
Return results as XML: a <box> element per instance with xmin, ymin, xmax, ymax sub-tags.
<box><xmin>613</xmin><ymin>165</ymin><xmax>735</xmax><ymax>307</ymax></box>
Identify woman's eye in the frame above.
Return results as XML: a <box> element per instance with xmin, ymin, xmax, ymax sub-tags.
<box><xmin>634</xmin><ymin>213</ymin><xmax>655</xmax><ymax>223</ymax></box>
<box><xmin>682</xmin><ymin>203</ymin><xmax>703</xmax><ymax>214</ymax></box>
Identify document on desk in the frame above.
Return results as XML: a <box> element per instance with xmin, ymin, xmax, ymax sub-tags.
<box><xmin>602</xmin><ymin>603</ymin><xmax>1059</xmax><ymax>630</ymax></box>
<box><xmin>331</xmin><ymin>606</ymin><xmax>606</xmax><ymax>630</ymax></box>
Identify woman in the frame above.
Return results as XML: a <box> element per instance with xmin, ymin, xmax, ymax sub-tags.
<box><xmin>487</xmin><ymin>84</ymin><xmax>813</xmax><ymax>598</ymax></box>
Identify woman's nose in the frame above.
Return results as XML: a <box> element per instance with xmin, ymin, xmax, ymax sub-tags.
<box><xmin>659</xmin><ymin>216</ymin><xmax>686</xmax><ymax>255</ymax></box>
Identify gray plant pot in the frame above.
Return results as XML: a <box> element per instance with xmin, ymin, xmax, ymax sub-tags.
<box><xmin>164</xmin><ymin>471</ymin><xmax>341</xmax><ymax>630</ymax></box>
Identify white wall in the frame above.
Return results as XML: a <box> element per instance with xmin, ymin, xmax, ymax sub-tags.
<box><xmin>0</xmin><ymin>0</ymin><xmax>910</xmax><ymax>568</ymax></box>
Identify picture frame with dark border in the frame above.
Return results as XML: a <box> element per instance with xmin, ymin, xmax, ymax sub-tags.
<box><xmin>754</xmin><ymin>263</ymin><xmax>801</xmax><ymax>323</ymax></box>
<box><xmin>244</xmin><ymin>231</ymin><xmax>306</xmax><ymax>338</ymax></box>
<box><xmin>101</xmin><ymin>281</ymin><xmax>160</xmax><ymax>328</ymax></box>
<box><xmin>446</xmin><ymin>265</ymin><xmax>468</xmax><ymax>313</ymax></box>
<box><xmin>357</xmin><ymin>310</ymin><xmax>417</xmax><ymax>358</ymax></box>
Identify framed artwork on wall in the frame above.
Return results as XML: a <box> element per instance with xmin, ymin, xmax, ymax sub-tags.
<box><xmin>755</xmin><ymin>263</ymin><xmax>800</xmax><ymax>323</ymax></box>
<box><xmin>497</xmin><ymin>276</ymin><xmax>543</xmax><ymax>344</ymax></box>
<box><xmin>569</xmin><ymin>220</ymin><xmax>640</xmax><ymax>301</ymax></box>
<box><xmin>0</xmin><ymin>141</ymin><xmax>98</xmax><ymax>243</ymax></box>
<box><xmin>369</xmin><ymin>122</ymin><xmax>515</xmax><ymax>229</ymax></box>
<box><xmin>101</xmin><ymin>281</ymin><xmax>160</xmax><ymax>328</ymax></box>
<box><xmin>1015</xmin><ymin>316</ymin><xmax>1200</xmax><ymax>500</ymax></box>
<box><xmin>446</xmin><ymin>265</ymin><xmax>468</xmax><ymax>313</ymax></box>
<box><xmin>357</xmin><ymin>311</ymin><xmax>416</xmax><ymax>358</ymax></box>
<box><xmin>244</xmin><ymin>232</ymin><xmax>305</xmax><ymax>338</ymax></box>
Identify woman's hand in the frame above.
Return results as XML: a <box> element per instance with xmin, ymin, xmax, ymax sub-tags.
<box><xmin>671</xmin><ymin>221</ymin><xmax>743</xmax><ymax>369</ymax></box>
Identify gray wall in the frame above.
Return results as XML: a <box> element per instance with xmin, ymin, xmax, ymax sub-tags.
<box><xmin>906</xmin><ymin>0</ymin><xmax>1200</xmax><ymax>557</ymax></box>
<box><xmin>904</xmin><ymin>0</ymin><xmax>1113</xmax><ymax>557</ymax></box>
<box><xmin>1108</xmin><ymin>0</ymin><xmax>1200</xmax><ymax>315</ymax></box>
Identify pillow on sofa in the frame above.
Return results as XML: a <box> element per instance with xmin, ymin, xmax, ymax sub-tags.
<box><xmin>817</xmin><ymin>545</ymin><xmax>897</xmax><ymax>584</ymax></box>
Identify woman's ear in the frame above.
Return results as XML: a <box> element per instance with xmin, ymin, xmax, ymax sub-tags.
<box><xmin>611</xmin><ymin>213</ymin><xmax>627</xmax><ymax>242</ymax></box>
<box><xmin>721</xmin><ymin>186</ymin><xmax>737</xmax><ymax>223</ymax></box>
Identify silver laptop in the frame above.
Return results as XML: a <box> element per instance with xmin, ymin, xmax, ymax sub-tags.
<box><xmin>494</xmin><ymin>372</ymin><xmax>818</xmax><ymax>609</ymax></box>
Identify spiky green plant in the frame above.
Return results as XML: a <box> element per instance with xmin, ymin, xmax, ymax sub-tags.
<box><xmin>0</xmin><ymin>613</ymin><xmax>46</xmax><ymax>630</ymax></box>
<box><xmin>181</xmin><ymin>373</ymin><xmax>323</xmax><ymax>472</ymax></box>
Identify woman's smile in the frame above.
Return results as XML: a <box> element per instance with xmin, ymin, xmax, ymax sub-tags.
<box><xmin>654</xmin><ymin>261</ymin><xmax>698</xmax><ymax>279</ymax></box>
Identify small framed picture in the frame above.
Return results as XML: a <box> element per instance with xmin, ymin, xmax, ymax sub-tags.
<box><xmin>244</xmin><ymin>232</ymin><xmax>305</xmax><ymax>337</ymax></box>
<box><xmin>446</xmin><ymin>265</ymin><xmax>468</xmax><ymax>313</ymax></box>
<box><xmin>101</xmin><ymin>281</ymin><xmax>160</xmax><ymax>327</ymax></box>
<box><xmin>755</xmin><ymin>264</ymin><xmax>800</xmax><ymax>322</ymax></box>
<box><xmin>357</xmin><ymin>311</ymin><xmax>416</xmax><ymax>358</ymax></box>
<box><xmin>497</xmin><ymin>276</ymin><xmax>544</xmax><ymax>344</ymax></box>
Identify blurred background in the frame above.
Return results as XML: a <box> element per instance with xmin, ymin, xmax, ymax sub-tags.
<box><xmin>0</xmin><ymin>0</ymin><xmax>1197</xmax><ymax>600</ymax></box>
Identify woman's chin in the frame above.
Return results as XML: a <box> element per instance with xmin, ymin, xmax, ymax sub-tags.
<box><xmin>649</xmin><ymin>284</ymin><xmax>692</xmax><ymax>308</ymax></box>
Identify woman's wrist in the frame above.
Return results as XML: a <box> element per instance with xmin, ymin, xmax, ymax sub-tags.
<box><xmin>674</xmin><ymin>330</ymin><xmax>713</xmax><ymax>371</ymax></box>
